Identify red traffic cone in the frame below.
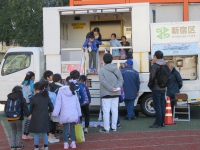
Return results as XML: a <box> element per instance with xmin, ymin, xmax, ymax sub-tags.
<box><xmin>165</xmin><ymin>96</ymin><xmax>176</xmax><ymax>125</ymax></box>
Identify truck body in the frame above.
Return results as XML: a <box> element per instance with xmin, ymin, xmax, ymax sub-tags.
<box><xmin>0</xmin><ymin>3</ymin><xmax>200</xmax><ymax>116</ymax></box>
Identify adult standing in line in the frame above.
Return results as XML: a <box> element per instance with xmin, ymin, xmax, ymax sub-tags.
<box><xmin>120</xmin><ymin>36</ymin><xmax>132</xmax><ymax>59</ymax></box>
<box><xmin>148</xmin><ymin>50</ymin><xmax>170</xmax><ymax>128</ymax></box>
<box><xmin>121</xmin><ymin>59</ymin><xmax>140</xmax><ymax>120</ymax></box>
<box><xmin>98</xmin><ymin>53</ymin><xmax>123</xmax><ymax>133</ymax></box>
<box><xmin>86</xmin><ymin>27</ymin><xmax>102</xmax><ymax>71</ymax></box>
<box><xmin>166</xmin><ymin>61</ymin><xmax>183</xmax><ymax>116</ymax></box>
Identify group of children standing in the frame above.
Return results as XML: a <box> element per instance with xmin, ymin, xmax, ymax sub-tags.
<box><xmin>5</xmin><ymin>69</ymin><xmax>91</xmax><ymax>150</ymax></box>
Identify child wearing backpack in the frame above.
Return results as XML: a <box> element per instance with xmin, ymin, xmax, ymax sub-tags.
<box><xmin>21</xmin><ymin>71</ymin><xmax>35</xmax><ymax>140</ymax></box>
<box><xmin>48</xmin><ymin>74</ymin><xmax>63</xmax><ymax>143</ymax></box>
<box><xmin>78</xmin><ymin>75</ymin><xmax>91</xmax><ymax>134</ymax></box>
<box><xmin>52</xmin><ymin>70</ymin><xmax>82</xmax><ymax>149</ymax></box>
<box><xmin>29</xmin><ymin>82</ymin><xmax>54</xmax><ymax>150</ymax></box>
<box><xmin>5</xmin><ymin>86</ymin><xmax>30</xmax><ymax>150</ymax></box>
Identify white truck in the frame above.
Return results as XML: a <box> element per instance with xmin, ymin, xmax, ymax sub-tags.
<box><xmin>0</xmin><ymin>3</ymin><xmax>200</xmax><ymax>116</ymax></box>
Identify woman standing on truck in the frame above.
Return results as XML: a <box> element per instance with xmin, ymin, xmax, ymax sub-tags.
<box><xmin>120</xmin><ymin>36</ymin><xmax>132</xmax><ymax>59</ymax></box>
<box><xmin>86</xmin><ymin>27</ymin><xmax>102</xmax><ymax>71</ymax></box>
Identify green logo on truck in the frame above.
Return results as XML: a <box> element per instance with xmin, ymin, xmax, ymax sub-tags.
<box><xmin>156</xmin><ymin>27</ymin><xmax>170</xmax><ymax>39</ymax></box>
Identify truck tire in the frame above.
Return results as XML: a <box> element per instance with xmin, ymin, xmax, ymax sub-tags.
<box><xmin>140</xmin><ymin>94</ymin><xmax>156</xmax><ymax>116</ymax></box>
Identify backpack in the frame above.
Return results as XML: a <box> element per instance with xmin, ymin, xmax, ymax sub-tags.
<box><xmin>157</xmin><ymin>65</ymin><xmax>171</xmax><ymax>88</ymax></box>
<box><xmin>22</xmin><ymin>85</ymin><xmax>32</xmax><ymax>103</ymax></box>
<box><xmin>48</xmin><ymin>88</ymin><xmax>58</xmax><ymax>106</ymax></box>
<box><xmin>5</xmin><ymin>99</ymin><xmax>21</xmax><ymax>121</ymax></box>
<box><xmin>119</xmin><ymin>49</ymin><xmax>126</xmax><ymax>60</ymax></box>
<box><xmin>82</xmin><ymin>86</ymin><xmax>89</xmax><ymax>106</ymax></box>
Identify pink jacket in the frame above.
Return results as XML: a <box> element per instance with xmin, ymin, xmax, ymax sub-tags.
<box><xmin>52</xmin><ymin>86</ymin><xmax>82</xmax><ymax>124</ymax></box>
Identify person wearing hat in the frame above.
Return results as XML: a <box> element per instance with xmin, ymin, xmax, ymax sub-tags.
<box><xmin>121</xmin><ymin>59</ymin><xmax>140</xmax><ymax>120</ymax></box>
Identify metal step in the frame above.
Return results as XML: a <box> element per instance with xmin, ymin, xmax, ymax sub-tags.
<box><xmin>174</xmin><ymin>112</ymin><xmax>189</xmax><ymax>114</ymax></box>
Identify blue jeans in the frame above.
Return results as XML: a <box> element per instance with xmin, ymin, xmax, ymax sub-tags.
<box><xmin>152</xmin><ymin>90</ymin><xmax>166</xmax><ymax>126</ymax></box>
<box><xmin>34</xmin><ymin>133</ymin><xmax>48</xmax><ymax>146</ymax></box>
<box><xmin>124</xmin><ymin>99</ymin><xmax>135</xmax><ymax>118</ymax></box>
<box><xmin>63</xmin><ymin>123</ymin><xmax>76</xmax><ymax>142</ymax></box>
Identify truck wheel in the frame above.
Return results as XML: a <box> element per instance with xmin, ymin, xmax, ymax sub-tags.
<box><xmin>140</xmin><ymin>94</ymin><xmax>155</xmax><ymax>116</ymax></box>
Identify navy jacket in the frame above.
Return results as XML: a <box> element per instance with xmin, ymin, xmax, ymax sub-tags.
<box><xmin>82</xmin><ymin>39</ymin><xmax>102</xmax><ymax>51</ymax></box>
<box><xmin>167</xmin><ymin>68</ymin><xmax>183</xmax><ymax>97</ymax></box>
<box><xmin>77</xmin><ymin>82</ymin><xmax>91</xmax><ymax>104</ymax></box>
<box><xmin>75</xmin><ymin>83</ymin><xmax>86</xmax><ymax>105</ymax></box>
<box><xmin>121</xmin><ymin>65</ymin><xmax>140</xmax><ymax>100</ymax></box>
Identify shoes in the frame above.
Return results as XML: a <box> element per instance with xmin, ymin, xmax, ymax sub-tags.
<box><xmin>149</xmin><ymin>124</ymin><xmax>161</xmax><ymax>128</ymax></box>
<box><xmin>16</xmin><ymin>145</ymin><xmax>24</xmax><ymax>149</ymax></box>
<box><xmin>22</xmin><ymin>135</ymin><xmax>33</xmax><ymax>140</ymax></box>
<box><xmin>110</xmin><ymin>128</ymin><xmax>117</xmax><ymax>132</ymax></box>
<box><xmin>70</xmin><ymin>142</ymin><xmax>76</xmax><ymax>149</ymax></box>
<box><xmin>39</xmin><ymin>147</ymin><xmax>48</xmax><ymax>150</ymax></box>
<box><xmin>84</xmin><ymin>128</ymin><xmax>88</xmax><ymax>134</ymax></box>
<box><xmin>11</xmin><ymin>146</ymin><xmax>16</xmax><ymax>150</ymax></box>
<box><xmin>124</xmin><ymin>117</ymin><xmax>137</xmax><ymax>120</ymax></box>
<box><xmin>55</xmin><ymin>134</ymin><xmax>60</xmax><ymax>139</ymax></box>
<box><xmin>48</xmin><ymin>137</ymin><xmax>60</xmax><ymax>143</ymax></box>
<box><xmin>117</xmin><ymin>124</ymin><xmax>121</xmax><ymax>128</ymax></box>
<box><xmin>162</xmin><ymin>123</ymin><xmax>165</xmax><ymax>127</ymax></box>
<box><xmin>64</xmin><ymin>143</ymin><xmax>69</xmax><ymax>149</ymax></box>
<box><xmin>99</xmin><ymin>128</ymin><xmax>109</xmax><ymax>133</ymax></box>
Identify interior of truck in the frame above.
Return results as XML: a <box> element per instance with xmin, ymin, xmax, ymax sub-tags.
<box><xmin>60</xmin><ymin>12</ymin><xmax>132</xmax><ymax>75</ymax></box>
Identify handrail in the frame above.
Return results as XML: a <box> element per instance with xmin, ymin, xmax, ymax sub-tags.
<box><xmin>61</xmin><ymin>48</ymin><xmax>83</xmax><ymax>51</ymax></box>
<box><xmin>109</xmin><ymin>46</ymin><xmax>133</xmax><ymax>55</ymax></box>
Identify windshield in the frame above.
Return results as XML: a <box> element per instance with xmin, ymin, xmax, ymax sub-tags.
<box><xmin>1</xmin><ymin>54</ymin><xmax>31</xmax><ymax>76</ymax></box>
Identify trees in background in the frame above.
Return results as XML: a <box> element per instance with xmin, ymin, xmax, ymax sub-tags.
<box><xmin>0</xmin><ymin>0</ymin><xmax>69</xmax><ymax>47</ymax></box>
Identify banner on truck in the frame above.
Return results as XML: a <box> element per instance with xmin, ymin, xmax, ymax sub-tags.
<box><xmin>151</xmin><ymin>22</ymin><xmax>200</xmax><ymax>43</ymax></box>
<box><xmin>152</xmin><ymin>42</ymin><xmax>200</xmax><ymax>56</ymax></box>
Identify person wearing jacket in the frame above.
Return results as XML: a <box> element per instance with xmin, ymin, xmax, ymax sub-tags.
<box><xmin>39</xmin><ymin>70</ymin><xmax>54</xmax><ymax>91</ymax></box>
<box><xmin>52</xmin><ymin>72</ymin><xmax>82</xmax><ymax>149</ymax></box>
<box><xmin>78</xmin><ymin>75</ymin><xmax>91</xmax><ymax>134</ymax></box>
<box><xmin>86</xmin><ymin>27</ymin><xmax>102</xmax><ymax>71</ymax></box>
<box><xmin>167</xmin><ymin>61</ymin><xmax>183</xmax><ymax>115</ymax></box>
<box><xmin>48</xmin><ymin>73</ymin><xmax>64</xmax><ymax>143</ymax></box>
<box><xmin>148</xmin><ymin>50</ymin><xmax>167</xmax><ymax>128</ymax></box>
<box><xmin>21</xmin><ymin>71</ymin><xmax>35</xmax><ymax>140</ymax></box>
<box><xmin>82</xmin><ymin>34</ymin><xmax>102</xmax><ymax>73</ymax></box>
<box><xmin>110</xmin><ymin>33</ymin><xmax>122</xmax><ymax>60</ymax></box>
<box><xmin>121</xmin><ymin>59</ymin><xmax>140</xmax><ymax>120</ymax></box>
<box><xmin>5</xmin><ymin>86</ymin><xmax>30</xmax><ymax>150</ymax></box>
<box><xmin>29</xmin><ymin>82</ymin><xmax>54</xmax><ymax>150</ymax></box>
<box><xmin>98</xmin><ymin>53</ymin><xmax>124</xmax><ymax>133</ymax></box>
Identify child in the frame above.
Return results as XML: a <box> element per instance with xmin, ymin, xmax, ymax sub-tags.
<box><xmin>21</xmin><ymin>71</ymin><xmax>35</xmax><ymax>140</ymax></box>
<box><xmin>52</xmin><ymin>71</ymin><xmax>82</xmax><ymax>149</ymax></box>
<box><xmin>40</xmin><ymin>70</ymin><xmax>53</xmax><ymax>90</ymax></box>
<box><xmin>78</xmin><ymin>75</ymin><xmax>91</xmax><ymax>134</ymax></box>
<box><xmin>48</xmin><ymin>74</ymin><xmax>63</xmax><ymax>143</ymax></box>
<box><xmin>5</xmin><ymin>86</ymin><xmax>30</xmax><ymax>150</ymax></box>
<box><xmin>65</xmin><ymin>76</ymin><xmax>71</xmax><ymax>85</ymax></box>
<box><xmin>29</xmin><ymin>82</ymin><xmax>54</xmax><ymax>150</ymax></box>
<box><xmin>82</xmin><ymin>34</ymin><xmax>102</xmax><ymax>73</ymax></box>
<box><xmin>110</xmin><ymin>33</ymin><xmax>122</xmax><ymax>60</ymax></box>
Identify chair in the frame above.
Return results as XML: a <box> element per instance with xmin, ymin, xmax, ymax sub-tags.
<box><xmin>173</xmin><ymin>93</ymin><xmax>190</xmax><ymax>122</ymax></box>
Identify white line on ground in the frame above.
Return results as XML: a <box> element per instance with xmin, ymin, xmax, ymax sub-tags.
<box><xmin>1</xmin><ymin>121</ymin><xmax>11</xmax><ymax>146</ymax></box>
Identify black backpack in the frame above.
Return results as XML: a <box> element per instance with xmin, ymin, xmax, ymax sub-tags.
<box><xmin>157</xmin><ymin>65</ymin><xmax>171</xmax><ymax>88</ymax></box>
